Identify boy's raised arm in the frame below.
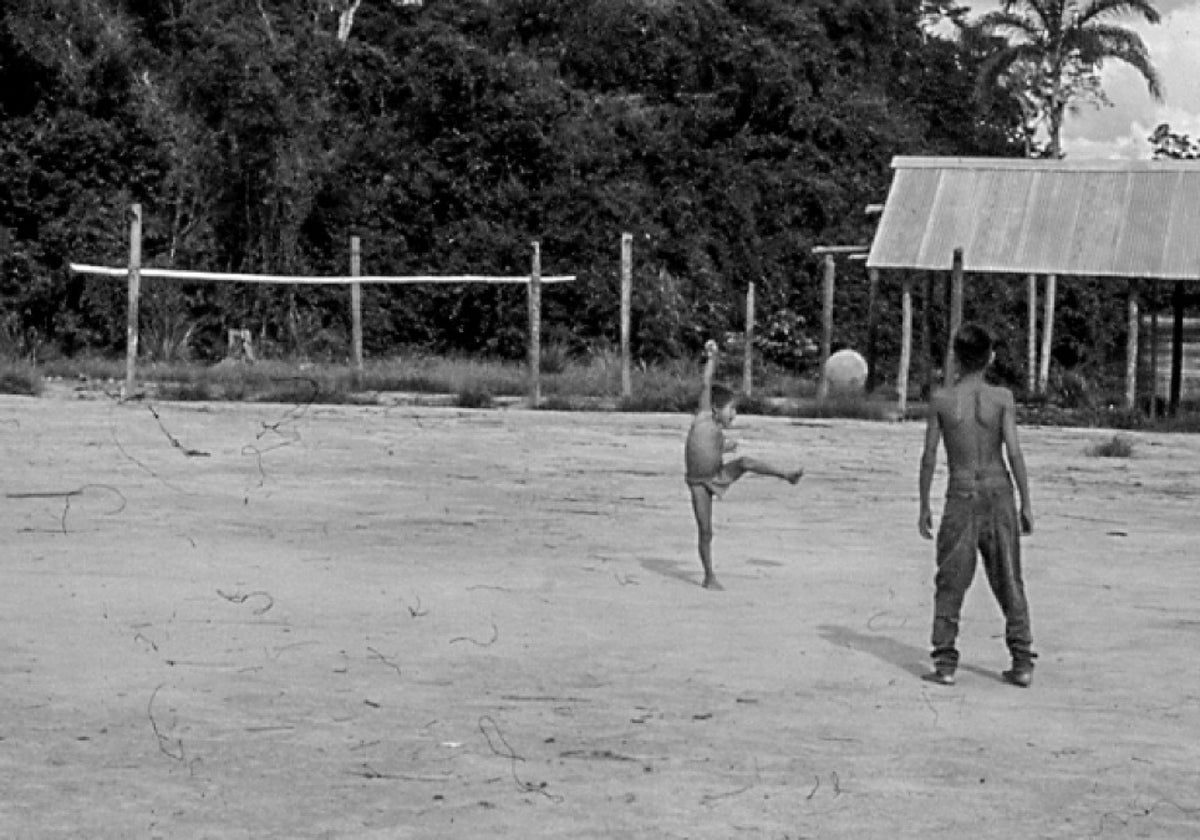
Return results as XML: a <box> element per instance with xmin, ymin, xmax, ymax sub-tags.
<box><xmin>698</xmin><ymin>339</ymin><xmax>718</xmax><ymax>414</ymax></box>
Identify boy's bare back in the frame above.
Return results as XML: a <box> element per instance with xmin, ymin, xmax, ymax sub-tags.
<box><xmin>933</xmin><ymin>381</ymin><xmax>1011</xmax><ymax>482</ymax></box>
<box><xmin>919</xmin><ymin>373</ymin><xmax>1033</xmax><ymax>538</ymax></box>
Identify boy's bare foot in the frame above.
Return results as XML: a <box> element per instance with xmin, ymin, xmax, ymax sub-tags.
<box><xmin>701</xmin><ymin>576</ymin><xmax>724</xmax><ymax>591</ymax></box>
<box><xmin>787</xmin><ymin>468</ymin><xmax>804</xmax><ymax>485</ymax></box>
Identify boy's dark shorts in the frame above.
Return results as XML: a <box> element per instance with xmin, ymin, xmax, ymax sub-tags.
<box><xmin>686</xmin><ymin>463</ymin><xmax>738</xmax><ymax>499</ymax></box>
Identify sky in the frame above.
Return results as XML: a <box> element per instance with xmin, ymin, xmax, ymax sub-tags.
<box><xmin>964</xmin><ymin>0</ymin><xmax>1200</xmax><ymax>159</ymax></box>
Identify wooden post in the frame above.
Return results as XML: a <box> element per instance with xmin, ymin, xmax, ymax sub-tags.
<box><xmin>1170</xmin><ymin>280</ymin><xmax>1184</xmax><ymax>416</ymax></box>
<box><xmin>1125</xmin><ymin>281</ymin><xmax>1139</xmax><ymax>411</ymax></box>
<box><xmin>1149</xmin><ymin>284</ymin><xmax>1160</xmax><ymax>419</ymax></box>
<box><xmin>527</xmin><ymin>241</ymin><xmax>542</xmax><ymax>407</ymax></box>
<box><xmin>350</xmin><ymin>235</ymin><xmax>363</xmax><ymax>371</ymax></box>
<box><xmin>817</xmin><ymin>254</ymin><xmax>835</xmax><ymax>400</ymax></box>
<box><xmin>865</xmin><ymin>267</ymin><xmax>880</xmax><ymax>392</ymax></box>
<box><xmin>1037</xmin><ymin>274</ymin><xmax>1056</xmax><ymax>393</ymax></box>
<box><xmin>898</xmin><ymin>275</ymin><xmax>912</xmax><ymax>417</ymax></box>
<box><xmin>1027</xmin><ymin>274</ymin><xmax>1037</xmax><ymax>394</ymax></box>
<box><xmin>743</xmin><ymin>281</ymin><xmax>755</xmax><ymax>396</ymax></box>
<box><xmin>620</xmin><ymin>232</ymin><xmax>632</xmax><ymax>399</ymax></box>
<box><xmin>921</xmin><ymin>271</ymin><xmax>933</xmax><ymax>398</ymax></box>
<box><xmin>944</xmin><ymin>247</ymin><xmax>964</xmax><ymax>386</ymax></box>
<box><xmin>124</xmin><ymin>203</ymin><xmax>142</xmax><ymax>397</ymax></box>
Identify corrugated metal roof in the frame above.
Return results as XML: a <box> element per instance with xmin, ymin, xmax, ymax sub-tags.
<box><xmin>866</xmin><ymin>157</ymin><xmax>1200</xmax><ymax>279</ymax></box>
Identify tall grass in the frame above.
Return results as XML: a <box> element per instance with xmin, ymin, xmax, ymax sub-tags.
<box><xmin>19</xmin><ymin>353</ymin><xmax>1200</xmax><ymax>431</ymax></box>
<box><xmin>11</xmin><ymin>352</ymin><xmax>915</xmax><ymax>422</ymax></box>
<box><xmin>140</xmin><ymin>356</ymin><xmax>528</xmax><ymax>403</ymax></box>
<box><xmin>0</xmin><ymin>360</ymin><xmax>43</xmax><ymax>396</ymax></box>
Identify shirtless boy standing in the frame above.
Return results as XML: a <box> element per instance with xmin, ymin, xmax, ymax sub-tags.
<box><xmin>686</xmin><ymin>340</ymin><xmax>803</xmax><ymax>591</ymax></box>
<box><xmin>918</xmin><ymin>323</ymin><xmax>1036</xmax><ymax>687</ymax></box>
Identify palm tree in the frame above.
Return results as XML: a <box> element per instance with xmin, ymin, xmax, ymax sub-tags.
<box><xmin>974</xmin><ymin>0</ymin><xmax>1164</xmax><ymax>158</ymax></box>
<box><xmin>969</xmin><ymin>0</ymin><xmax>1163</xmax><ymax>393</ymax></box>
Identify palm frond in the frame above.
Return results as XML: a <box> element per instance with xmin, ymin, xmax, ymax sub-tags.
<box><xmin>1003</xmin><ymin>0</ymin><xmax>1056</xmax><ymax>28</ymax></box>
<box><xmin>976</xmin><ymin>10</ymin><xmax>1045</xmax><ymax>42</ymax></box>
<box><xmin>1083</xmin><ymin>25</ymin><xmax>1165</xmax><ymax>100</ymax></box>
<box><xmin>1078</xmin><ymin>0</ymin><xmax>1162</xmax><ymax>26</ymax></box>
<box><xmin>974</xmin><ymin>43</ymin><xmax>1045</xmax><ymax>102</ymax></box>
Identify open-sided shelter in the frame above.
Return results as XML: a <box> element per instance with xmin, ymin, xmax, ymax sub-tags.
<box><xmin>867</xmin><ymin>156</ymin><xmax>1200</xmax><ymax>413</ymax></box>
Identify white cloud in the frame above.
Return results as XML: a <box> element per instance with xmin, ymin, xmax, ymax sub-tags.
<box><xmin>1062</xmin><ymin>4</ymin><xmax>1200</xmax><ymax>159</ymax></box>
<box><xmin>959</xmin><ymin>1</ymin><xmax>1200</xmax><ymax>159</ymax></box>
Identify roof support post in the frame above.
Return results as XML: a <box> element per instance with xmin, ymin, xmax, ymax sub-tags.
<box><xmin>1149</xmin><ymin>284</ymin><xmax>1160</xmax><ymax>419</ymax></box>
<box><xmin>1037</xmin><ymin>274</ymin><xmax>1057</xmax><ymax>394</ymax></box>
<box><xmin>865</xmin><ymin>267</ymin><xmax>880</xmax><ymax>391</ymax></box>
<box><xmin>921</xmin><ymin>272</ymin><xmax>934</xmax><ymax>400</ymax></box>
<box><xmin>1170</xmin><ymin>281</ymin><xmax>1185</xmax><ymax>416</ymax></box>
<box><xmin>897</xmin><ymin>274</ymin><xmax>912</xmax><ymax>417</ymax></box>
<box><xmin>1118</xmin><ymin>282</ymin><xmax>1137</xmax><ymax>412</ymax></box>
<box><xmin>1026</xmin><ymin>274</ymin><xmax>1038</xmax><ymax>395</ymax></box>
<box><xmin>944</xmin><ymin>248</ymin><xmax>964</xmax><ymax>386</ymax></box>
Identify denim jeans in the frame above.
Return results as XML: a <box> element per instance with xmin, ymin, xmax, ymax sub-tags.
<box><xmin>932</xmin><ymin>481</ymin><xmax>1035</xmax><ymax>671</ymax></box>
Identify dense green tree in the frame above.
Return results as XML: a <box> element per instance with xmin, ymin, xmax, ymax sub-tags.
<box><xmin>1150</xmin><ymin>123</ymin><xmax>1200</xmax><ymax>160</ymax></box>
<box><xmin>1</xmin><ymin>0</ymin><xmax>1034</xmax><ymax>368</ymax></box>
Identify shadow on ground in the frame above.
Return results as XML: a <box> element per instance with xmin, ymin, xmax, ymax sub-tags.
<box><xmin>817</xmin><ymin>624</ymin><xmax>1004</xmax><ymax>683</ymax></box>
<box><xmin>638</xmin><ymin>556</ymin><xmax>699</xmax><ymax>587</ymax></box>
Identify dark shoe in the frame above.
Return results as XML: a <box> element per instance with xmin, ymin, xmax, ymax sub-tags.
<box><xmin>1002</xmin><ymin>667</ymin><xmax>1033</xmax><ymax>688</ymax></box>
<box><xmin>922</xmin><ymin>668</ymin><xmax>956</xmax><ymax>686</ymax></box>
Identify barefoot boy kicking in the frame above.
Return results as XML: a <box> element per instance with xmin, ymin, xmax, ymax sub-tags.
<box><xmin>685</xmin><ymin>339</ymin><xmax>803</xmax><ymax>590</ymax></box>
<box><xmin>918</xmin><ymin>323</ymin><xmax>1036</xmax><ymax>687</ymax></box>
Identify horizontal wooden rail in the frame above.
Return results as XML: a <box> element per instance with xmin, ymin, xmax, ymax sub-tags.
<box><xmin>811</xmin><ymin>245</ymin><xmax>870</xmax><ymax>255</ymax></box>
<box><xmin>70</xmin><ymin>263</ymin><xmax>577</xmax><ymax>285</ymax></box>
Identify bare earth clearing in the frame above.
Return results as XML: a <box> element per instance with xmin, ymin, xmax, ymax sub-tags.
<box><xmin>2</xmin><ymin>388</ymin><xmax>1198</xmax><ymax>839</ymax></box>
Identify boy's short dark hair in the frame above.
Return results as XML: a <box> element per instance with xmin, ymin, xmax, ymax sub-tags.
<box><xmin>954</xmin><ymin>323</ymin><xmax>994</xmax><ymax>373</ymax></box>
<box><xmin>710</xmin><ymin>383</ymin><xmax>736</xmax><ymax>409</ymax></box>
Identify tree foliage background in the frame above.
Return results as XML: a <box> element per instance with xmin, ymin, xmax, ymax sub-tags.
<box><xmin>5</xmin><ymin>0</ymin><xmax>1139</xmax><ymax>384</ymax></box>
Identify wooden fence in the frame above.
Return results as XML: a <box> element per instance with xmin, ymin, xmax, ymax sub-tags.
<box><xmin>72</xmin><ymin>206</ymin><xmax>765</xmax><ymax>406</ymax></box>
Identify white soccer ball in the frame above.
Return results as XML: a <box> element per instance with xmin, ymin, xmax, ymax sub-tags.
<box><xmin>824</xmin><ymin>349</ymin><xmax>868</xmax><ymax>394</ymax></box>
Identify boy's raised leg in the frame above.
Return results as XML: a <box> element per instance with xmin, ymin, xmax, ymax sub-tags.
<box><xmin>729</xmin><ymin>456</ymin><xmax>803</xmax><ymax>484</ymax></box>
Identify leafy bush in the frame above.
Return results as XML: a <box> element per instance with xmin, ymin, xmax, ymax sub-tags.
<box><xmin>1085</xmin><ymin>434</ymin><xmax>1134</xmax><ymax>458</ymax></box>
<box><xmin>539</xmin><ymin>342</ymin><xmax>572</xmax><ymax>375</ymax></box>
<box><xmin>1151</xmin><ymin>412</ymin><xmax>1200</xmax><ymax>433</ymax></box>
<box><xmin>0</xmin><ymin>363</ymin><xmax>43</xmax><ymax>396</ymax></box>
<box><xmin>455</xmin><ymin>384</ymin><xmax>495</xmax><ymax>408</ymax></box>
<box><xmin>1090</xmin><ymin>406</ymin><xmax>1146</xmax><ymax>430</ymax></box>
<box><xmin>1050</xmin><ymin>370</ymin><xmax>1094</xmax><ymax>410</ymax></box>
<box><xmin>756</xmin><ymin>308</ymin><xmax>817</xmax><ymax>371</ymax></box>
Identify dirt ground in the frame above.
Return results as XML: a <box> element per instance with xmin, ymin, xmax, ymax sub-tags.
<box><xmin>2</xmin><ymin>386</ymin><xmax>1199</xmax><ymax>839</ymax></box>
